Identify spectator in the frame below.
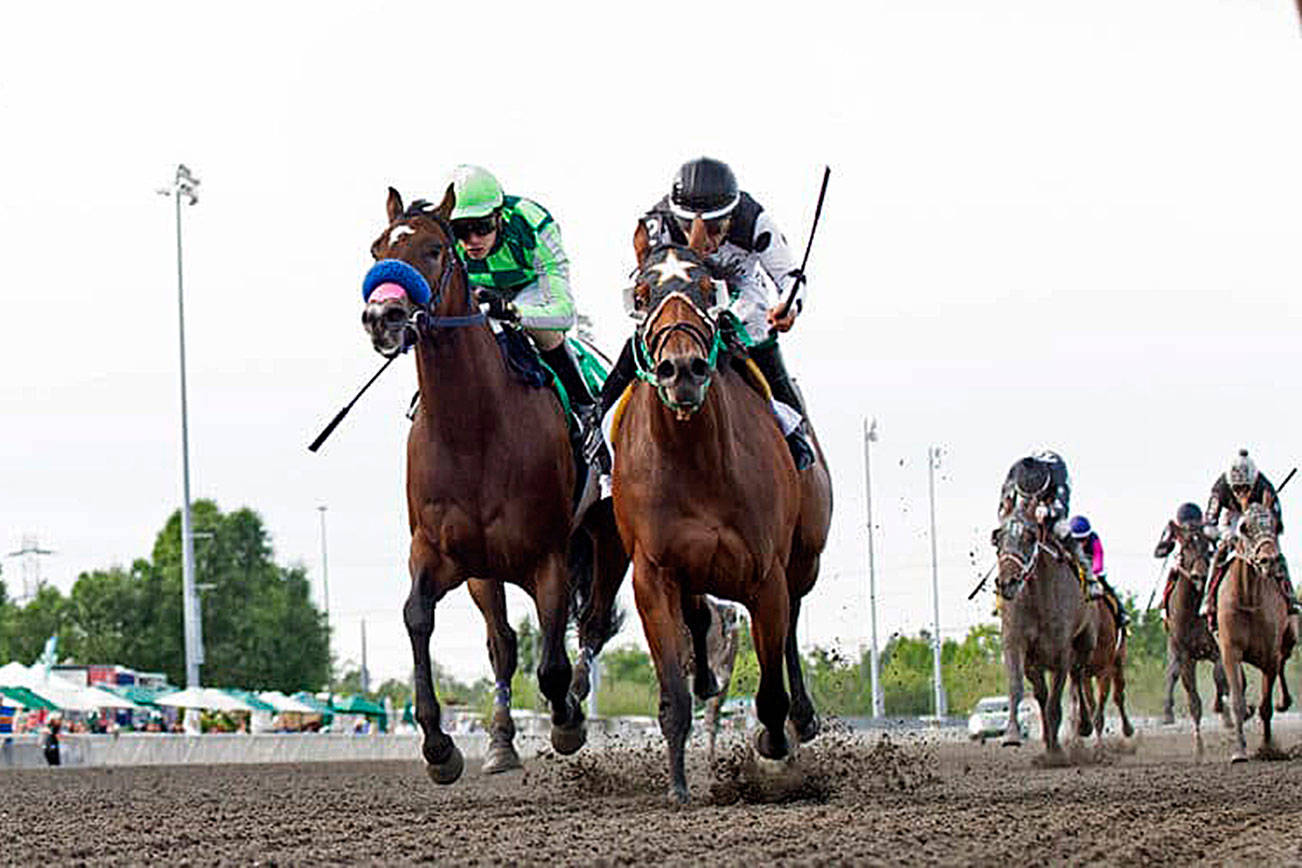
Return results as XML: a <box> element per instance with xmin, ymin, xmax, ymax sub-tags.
<box><xmin>43</xmin><ymin>716</ymin><xmax>62</xmax><ymax>767</ymax></box>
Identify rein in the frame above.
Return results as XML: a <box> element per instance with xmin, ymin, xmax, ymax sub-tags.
<box><xmin>632</xmin><ymin>290</ymin><xmax>725</xmax><ymax>415</ymax></box>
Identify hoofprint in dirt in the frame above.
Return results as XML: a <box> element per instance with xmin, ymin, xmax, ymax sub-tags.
<box><xmin>8</xmin><ymin>726</ymin><xmax>1302</xmax><ymax>865</ymax></box>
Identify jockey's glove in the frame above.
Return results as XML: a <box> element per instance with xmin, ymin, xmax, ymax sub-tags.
<box><xmin>475</xmin><ymin>288</ymin><xmax>520</xmax><ymax>323</ymax></box>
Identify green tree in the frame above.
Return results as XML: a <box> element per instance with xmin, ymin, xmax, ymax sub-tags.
<box><xmin>8</xmin><ymin>585</ymin><xmax>71</xmax><ymax>664</ymax></box>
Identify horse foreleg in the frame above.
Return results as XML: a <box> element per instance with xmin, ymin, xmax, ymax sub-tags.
<box><xmin>1179</xmin><ymin>660</ymin><xmax>1203</xmax><ymax>758</ymax></box>
<box><xmin>405</xmin><ymin>538</ymin><xmax>465</xmax><ymax>785</ymax></box>
<box><xmin>1260</xmin><ymin>667</ymin><xmax>1277</xmax><ymax>753</ymax></box>
<box><xmin>784</xmin><ymin>596</ymin><xmax>819</xmax><ymax>744</ymax></box>
<box><xmin>1002</xmin><ymin>641</ymin><xmax>1027</xmax><ymax>747</ymax></box>
<box><xmin>1045</xmin><ymin>665</ymin><xmax>1069</xmax><ymax>760</ymax></box>
<box><xmin>467</xmin><ymin>578</ymin><xmax>521</xmax><ymax>774</ymax></box>
<box><xmin>1113</xmin><ymin>652</ymin><xmax>1134</xmax><ymax>739</ymax></box>
<box><xmin>1162</xmin><ymin>641</ymin><xmax>1181</xmax><ymax>724</ymax></box>
<box><xmin>632</xmin><ymin>553</ymin><xmax>693</xmax><ymax>803</ymax></box>
<box><xmin>1212</xmin><ymin>658</ymin><xmax>1233</xmax><ymax>725</ymax></box>
<box><xmin>1072</xmin><ymin>670</ymin><xmax>1093</xmax><ymax>740</ymax></box>
<box><xmin>1277</xmin><ymin>656</ymin><xmax>1292</xmax><ymax>712</ymax></box>
<box><xmin>1220</xmin><ymin>644</ymin><xmax>1249</xmax><ymax>763</ymax></box>
<box><xmin>1094</xmin><ymin>675</ymin><xmax>1110</xmax><ymax>747</ymax></box>
<box><xmin>1028</xmin><ymin>667</ymin><xmax>1049</xmax><ymax>750</ymax></box>
<box><xmin>749</xmin><ymin>569</ymin><xmax>793</xmax><ymax>763</ymax></box>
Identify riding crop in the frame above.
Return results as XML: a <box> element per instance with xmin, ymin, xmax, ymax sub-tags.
<box><xmin>772</xmin><ymin>165</ymin><xmax>831</xmax><ymax>325</ymax></box>
<box><xmin>308</xmin><ymin>355</ymin><xmax>397</xmax><ymax>453</ymax></box>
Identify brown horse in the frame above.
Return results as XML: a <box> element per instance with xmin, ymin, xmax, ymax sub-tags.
<box><xmin>1159</xmin><ymin>521</ymin><xmax>1233</xmax><ymax>756</ymax></box>
<box><xmin>361</xmin><ymin>186</ymin><xmax>626</xmax><ymax>783</ymax></box>
<box><xmin>612</xmin><ymin>221</ymin><xmax>832</xmax><ymax>802</ymax></box>
<box><xmin>1216</xmin><ymin>504</ymin><xmax>1297</xmax><ymax>762</ymax></box>
<box><xmin>1073</xmin><ymin>600</ymin><xmax>1133</xmax><ymax>748</ymax></box>
<box><xmin>994</xmin><ymin>508</ymin><xmax>1096</xmax><ymax>762</ymax></box>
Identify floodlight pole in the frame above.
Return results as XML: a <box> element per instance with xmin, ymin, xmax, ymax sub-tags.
<box><xmin>927</xmin><ymin>446</ymin><xmax>945</xmax><ymax>718</ymax></box>
<box><xmin>158</xmin><ymin>164</ymin><xmax>202</xmax><ymax>689</ymax></box>
<box><xmin>318</xmin><ymin>505</ymin><xmax>333</xmax><ymax>703</ymax></box>
<box><xmin>863</xmin><ymin>418</ymin><xmax>883</xmax><ymax>718</ymax></box>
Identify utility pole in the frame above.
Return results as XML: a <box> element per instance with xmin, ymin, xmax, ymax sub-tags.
<box><xmin>156</xmin><ymin>164</ymin><xmax>202</xmax><ymax>689</ymax></box>
<box><xmin>927</xmin><ymin>445</ymin><xmax>946</xmax><ymax>718</ymax></box>
<box><xmin>862</xmin><ymin>419</ymin><xmax>883</xmax><ymax>718</ymax></box>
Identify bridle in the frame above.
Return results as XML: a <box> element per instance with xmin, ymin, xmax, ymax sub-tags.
<box><xmin>995</xmin><ymin>516</ymin><xmax>1059</xmax><ymax>598</ymax></box>
<box><xmin>363</xmin><ymin>213</ymin><xmax>486</xmax><ymax>354</ymax></box>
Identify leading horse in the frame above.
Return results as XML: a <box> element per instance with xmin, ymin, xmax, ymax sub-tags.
<box><xmin>612</xmin><ymin>221</ymin><xmax>832</xmax><ymax>802</ymax></box>
<box><xmin>360</xmin><ymin>186</ymin><xmax>626</xmax><ymax>782</ymax></box>
<box><xmin>994</xmin><ymin>508</ymin><xmax>1096</xmax><ymax>762</ymax></box>
<box><xmin>1216</xmin><ymin>504</ymin><xmax>1297</xmax><ymax>762</ymax></box>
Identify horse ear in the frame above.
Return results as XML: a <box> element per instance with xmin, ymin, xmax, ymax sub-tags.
<box><xmin>687</xmin><ymin>217</ymin><xmax>709</xmax><ymax>254</ymax></box>
<box><xmin>435</xmin><ymin>183</ymin><xmax>456</xmax><ymax>220</ymax></box>
<box><xmin>386</xmin><ymin>187</ymin><xmax>404</xmax><ymax>224</ymax></box>
<box><xmin>633</xmin><ymin>222</ymin><xmax>651</xmax><ymax>267</ymax></box>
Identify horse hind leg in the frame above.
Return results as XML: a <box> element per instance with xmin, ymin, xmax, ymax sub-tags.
<box><xmin>785</xmin><ymin>596</ymin><xmax>819</xmax><ymax>744</ymax></box>
<box><xmin>1260</xmin><ymin>667</ymin><xmax>1278</xmax><ymax>755</ymax></box>
<box><xmin>1277</xmin><ymin>656</ymin><xmax>1292</xmax><ymax>712</ymax></box>
<box><xmin>683</xmin><ymin>593</ymin><xmax>720</xmax><ymax>702</ymax></box>
<box><xmin>1162</xmin><ymin>644</ymin><xmax>1181</xmax><ymax>725</ymax></box>
<box><xmin>569</xmin><ymin>501</ymin><xmax>630</xmax><ymax>705</ymax></box>
<box><xmin>467</xmin><ymin>579</ymin><xmax>521</xmax><ymax>774</ymax></box>
<box><xmin>405</xmin><ymin>538</ymin><xmax>466</xmax><ymax>785</ymax></box>
<box><xmin>532</xmin><ymin>552</ymin><xmax>586</xmax><ymax>756</ymax></box>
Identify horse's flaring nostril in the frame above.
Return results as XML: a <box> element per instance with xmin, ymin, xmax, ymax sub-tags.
<box><xmin>383</xmin><ymin>307</ymin><xmax>407</xmax><ymax>327</ymax></box>
<box><xmin>689</xmin><ymin>358</ymin><xmax>708</xmax><ymax>380</ymax></box>
<box><xmin>655</xmin><ymin>360</ymin><xmax>676</xmax><ymax>383</ymax></box>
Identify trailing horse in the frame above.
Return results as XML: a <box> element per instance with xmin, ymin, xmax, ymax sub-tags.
<box><xmin>611</xmin><ymin>220</ymin><xmax>832</xmax><ymax>802</ymax></box>
<box><xmin>994</xmin><ymin>508</ymin><xmax>1096</xmax><ymax>762</ymax></box>
<box><xmin>1073</xmin><ymin>597</ymin><xmax>1133</xmax><ymax>749</ymax></box>
<box><xmin>1159</xmin><ymin>520</ymin><xmax>1233</xmax><ymax>757</ymax></box>
<box><xmin>1215</xmin><ymin>504</ymin><xmax>1297</xmax><ymax>762</ymax></box>
<box><xmin>360</xmin><ymin>186</ymin><xmax>626</xmax><ymax>783</ymax></box>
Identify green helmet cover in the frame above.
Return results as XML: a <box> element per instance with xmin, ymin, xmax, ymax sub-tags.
<box><xmin>450</xmin><ymin>165</ymin><xmax>504</xmax><ymax>220</ymax></box>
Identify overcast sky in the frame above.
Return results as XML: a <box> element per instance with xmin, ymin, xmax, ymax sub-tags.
<box><xmin>3</xmin><ymin>1</ymin><xmax>1301</xmax><ymax>686</ymax></box>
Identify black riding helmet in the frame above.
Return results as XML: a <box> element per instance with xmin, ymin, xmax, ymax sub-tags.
<box><xmin>1013</xmin><ymin>457</ymin><xmax>1051</xmax><ymax>499</ymax></box>
<box><xmin>1176</xmin><ymin>502</ymin><xmax>1203</xmax><ymax>525</ymax></box>
<box><xmin>670</xmin><ymin>157</ymin><xmax>740</xmax><ymax>220</ymax></box>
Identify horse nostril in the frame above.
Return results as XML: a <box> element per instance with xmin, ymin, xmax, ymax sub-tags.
<box><xmin>689</xmin><ymin>358</ymin><xmax>709</xmax><ymax>380</ymax></box>
<box><xmin>655</xmin><ymin>360</ymin><xmax>676</xmax><ymax>383</ymax></box>
<box><xmin>383</xmin><ymin>307</ymin><xmax>407</xmax><ymax>327</ymax></box>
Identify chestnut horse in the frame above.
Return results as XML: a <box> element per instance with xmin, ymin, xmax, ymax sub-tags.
<box><xmin>994</xmin><ymin>507</ymin><xmax>1096</xmax><ymax>762</ymax></box>
<box><xmin>360</xmin><ymin>186</ymin><xmax>626</xmax><ymax>783</ymax></box>
<box><xmin>1073</xmin><ymin>600</ymin><xmax>1133</xmax><ymax>749</ymax></box>
<box><xmin>1159</xmin><ymin>521</ymin><xmax>1233</xmax><ymax>756</ymax></box>
<box><xmin>1216</xmin><ymin>504</ymin><xmax>1297</xmax><ymax>762</ymax></box>
<box><xmin>612</xmin><ymin>222</ymin><xmax>832</xmax><ymax>802</ymax></box>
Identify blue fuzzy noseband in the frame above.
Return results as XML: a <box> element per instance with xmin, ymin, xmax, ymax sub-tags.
<box><xmin>362</xmin><ymin>259</ymin><xmax>432</xmax><ymax>306</ymax></box>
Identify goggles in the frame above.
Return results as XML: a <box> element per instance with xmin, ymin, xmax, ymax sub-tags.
<box><xmin>451</xmin><ymin>214</ymin><xmax>498</xmax><ymax>241</ymax></box>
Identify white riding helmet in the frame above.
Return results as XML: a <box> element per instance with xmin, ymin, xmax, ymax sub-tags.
<box><xmin>1227</xmin><ymin>449</ymin><xmax>1258</xmax><ymax>490</ymax></box>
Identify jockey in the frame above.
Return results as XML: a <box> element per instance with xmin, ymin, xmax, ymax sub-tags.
<box><xmin>1070</xmin><ymin>515</ymin><xmax>1127</xmax><ymax>626</ymax></box>
<box><xmin>447</xmin><ymin>164</ymin><xmax>600</xmax><ymax>455</ymax></box>
<box><xmin>998</xmin><ymin>450</ymin><xmax>1072</xmax><ymax>536</ymax></box>
<box><xmin>1155</xmin><ymin>502</ymin><xmax>1212</xmax><ymax>614</ymax></box>
<box><xmin>1201</xmin><ymin>449</ymin><xmax>1299</xmax><ymax>624</ymax></box>
<box><xmin>594</xmin><ymin>157</ymin><xmax>816</xmax><ymax>471</ymax></box>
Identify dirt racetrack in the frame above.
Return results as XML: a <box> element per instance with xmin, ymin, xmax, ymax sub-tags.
<box><xmin>7</xmin><ymin>722</ymin><xmax>1302</xmax><ymax>865</ymax></box>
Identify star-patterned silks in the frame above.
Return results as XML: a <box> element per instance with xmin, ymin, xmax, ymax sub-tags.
<box><xmin>646</xmin><ymin>249</ymin><xmax>696</xmax><ymax>286</ymax></box>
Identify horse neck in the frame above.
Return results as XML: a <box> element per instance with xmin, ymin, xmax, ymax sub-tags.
<box><xmin>1169</xmin><ymin>573</ymin><xmax>1199</xmax><ymax>630</ymax></box>
<box><xmin>634</xmin><ymin>375</ymin><xmax>732</xmax><ymax>471</ymax></box>
<box><xmin>412</xmin><ymin>279</ymin><xmax>510</xmax><ymax>446</ymax></box>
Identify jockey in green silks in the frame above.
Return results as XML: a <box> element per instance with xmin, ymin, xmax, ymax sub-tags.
<box><xmin>447</xmin><ymin>164</ymin><xmax>600</xmax><ymax>455</ymax></box>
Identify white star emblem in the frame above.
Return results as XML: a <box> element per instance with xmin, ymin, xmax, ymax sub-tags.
<box><xmin>647</xmin><ymin>249</ymin><xmax>696</xmax><ymax>286</ymax></box>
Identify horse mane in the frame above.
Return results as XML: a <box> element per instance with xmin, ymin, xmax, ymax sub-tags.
<box><xmin>403</xmin><ymin>199</ymin><xmax>444</xmax><ymax>221</ymax></box>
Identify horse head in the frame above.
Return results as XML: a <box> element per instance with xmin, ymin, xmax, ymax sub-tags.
<box><xmin>629</xmin><ymin>220</ymin><xmax>728</xmax><ymax>418</ymax></box>
<box><xmin>1235</xmin><ymin>504</ymin><xmax>1280</xmax><ymax>565</ymax></box>
<box><xmin>362</xmin><ymin>185</ymin><xmax>462</xmax><ymax>358</ymax></box>
<box><xmin>1172</xmin><ymin>521</ymin><xmax>1212</xmax><ymax>582</ymax></box>
<box><xmin>994</xmin><ymin>509</ymin><xmax>1043</xmax><ymax>600</ymax></box>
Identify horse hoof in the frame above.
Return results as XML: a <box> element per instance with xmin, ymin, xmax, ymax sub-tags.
<box><xmin>1161</xmin><ymin>712</ymin><xmax>1175</xmax><ymax>726</ymax></box>
<box><xmin>1123</xmin><ymin>721</ymin><xmax>1135</xmax><ymax>739</ymax></box>
<box><xmin>1001</xmin><ymin>735</ymin><xmax>1023</xmax><ymax>748</ymax></box>
<box><xmin>481</xmin><ymin>744</ymin><xmax>523</xmax><ymax>775</ymax></box>
<box><xmin>753</xmin><ymin>725</ymin><xmax>791</xmax><ymax>762</ymax></box>
<box><xmin>424</xmin><ymin>745</ymin><xmax>465</xmax><ymax>785</ymax></box>
<box><xmin>694</xmin><ymin>672</ymin><xmax>721</xmax><ymax>701</ymax></box>
<box><xmin>793</xmin><ymin>713</ymin><xmax>820</xmax><ymax>744</ymax></box>
<box><xmin>1230</xmin><ymin>751</ymin><xmax>1248</xmax><ymax>764</ymax></box>
<box><xmin>667</xmin><ymin>783</ymin><xmax>689</xmax><ymax>805</ymax></box>
<box><xmin>550</xmin><ymin>720</ymin><xmax>587</xmax><ymax>756</ymax></box>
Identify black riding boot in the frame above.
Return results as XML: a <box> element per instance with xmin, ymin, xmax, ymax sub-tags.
<box><xmin>1098</xmin><ymin>574</ymin><xmax>1129</xmax><ymax>629</ymax></box>
<box><xmin>749</xmin><ymin>341</ymin><xmax>815</xmax><ymax>471</ymax></box>
<box><xmin>540</xmin><ymin>343</ymin><xmax>599</xmax><ymax>460</ymax></box>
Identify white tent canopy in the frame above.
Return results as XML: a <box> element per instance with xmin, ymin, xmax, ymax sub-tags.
<box><xmin>257</xmin><ymin>690</ymin><xmax>316</xmax><ymax>714</ymax></box>
<box><xmin>0</xmin><ymin>661</ymin><xmax>140</xmax><ymax>712</ymax></box>
<box><xmin>155</xmin><ymin>687</ymin><xmax>254</xmax><ymax>712</ymax></box>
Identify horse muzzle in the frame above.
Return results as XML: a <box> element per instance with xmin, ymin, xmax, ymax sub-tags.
<box><xmin>362</xmin><ymin>299</ymin><xmax>413</xmax><ymax>358</ymax></box>
<box><xmin>654</xmin><ymin>352</ymin><xmax>710</xmax><ymax>417</ymax></box>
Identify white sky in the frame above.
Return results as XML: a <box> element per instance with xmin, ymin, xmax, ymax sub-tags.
<box><xmin>2</xmin><ymin>1</ymin><xmax>1301</xmax><ymax>685</ymax></box>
